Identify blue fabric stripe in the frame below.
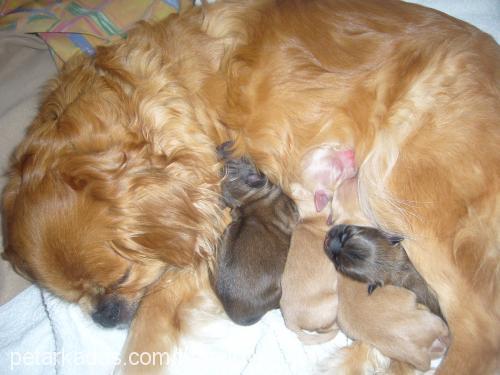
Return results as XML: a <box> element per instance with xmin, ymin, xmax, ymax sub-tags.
<box><xmin>68</xmin><ymin>33</ymin><xmax>95</xmax><ymax>55</ymax></box>
<box><xmin>162</xmin><ymin>0</ymin><xmax>180</xmax><ymax>11</ymax></box>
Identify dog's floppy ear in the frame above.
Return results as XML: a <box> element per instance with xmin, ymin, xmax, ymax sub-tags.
<box><xmin>58</xmin><ymin>149</ymin><xmax>131</xmax><ymax>196</ymax></box>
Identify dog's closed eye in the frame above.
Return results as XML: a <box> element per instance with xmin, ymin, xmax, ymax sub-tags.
<box><xmin>109</xmin><ymin>268</ymin><xmax>131</xmax><ymax>290</ymax></box>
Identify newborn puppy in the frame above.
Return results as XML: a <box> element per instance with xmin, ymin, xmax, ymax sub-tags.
<box><xmin>324</xmin><ymin>224</ymin><xmax>444</xmax><ymax>320</ymax></box>
<box><xmin>280</xmin><ymin>185</ymin><xmax>339</xmax><ymax>344</ymax></box>
<box><xmin>214</xmin><ymin>141</ymin><xmax>299</xmax><ymax>325</ymax></box>
<box><xmin>280</xmin><ymin>147</ymin><xmax>356</xmax><ymax>344</ymax></box>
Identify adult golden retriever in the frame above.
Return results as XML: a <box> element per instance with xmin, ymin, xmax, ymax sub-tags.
<box><xmin>2</xmin><ymin>0</ymin><xmax>499</xmax><ymax>373</ymax></box>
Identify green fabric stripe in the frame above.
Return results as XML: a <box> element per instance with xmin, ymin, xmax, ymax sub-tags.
<box><xmin>67</xmin><ymin>2</ymin><xmax>124</xmax><ymax>37</ymax></box>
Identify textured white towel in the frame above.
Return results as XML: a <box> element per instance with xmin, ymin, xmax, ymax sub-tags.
<box><xmin>0</xmin><ymin>287</ymin><xmax>127</xmax><ymax>374</ymax></box>
<box><xmin>0</xmin><ymin>286</ymin><xmax>347</xmax><ymax>375</ymax></box>
<box><xmin>0</xmin><ymin>285</ymin><xmax>443</xmax><ymax>375</ymax></box>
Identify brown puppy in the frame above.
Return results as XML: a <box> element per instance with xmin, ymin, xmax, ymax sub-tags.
<box><xmin>214</xmin><ymin>141</ymin><xmax>299</xmax><ymax>325</ymax></box>
<box><xmin>325</xmin><ymin>224</ymin><xmax>444</xmax><ymax>320</ymax></box>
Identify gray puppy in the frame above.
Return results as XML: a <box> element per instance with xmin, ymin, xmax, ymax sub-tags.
<box><xmin>324</xmin><ymin>224</ymin><xmax>444</xmax><ymax>320</ymax></box>
<box><xmin>214</xmin><ymin>141</ymin><xmax>299</xmax><ymax>325</ymax></box>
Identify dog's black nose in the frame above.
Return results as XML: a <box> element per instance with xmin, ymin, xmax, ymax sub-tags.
<box><xmin>92</xmin><ymin>296</ymin><xmax>126</xmax><ymax>328</ymax></box>
<box><xmin>324</xmin><ymin>224</ymin><xmax>350</xmax><ymax>257</ymax></box>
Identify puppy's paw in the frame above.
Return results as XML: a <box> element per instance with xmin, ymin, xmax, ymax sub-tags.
<box><xmin>367</xmin><ymin>282</ymin><xmax>382</xmax><ymax>295</ymax></box>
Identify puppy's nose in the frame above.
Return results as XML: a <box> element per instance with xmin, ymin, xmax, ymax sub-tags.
<box><xmin>92</xmin><ymin>296</ymin><xmax>126</xmax><ymax>328</ymax></box>
<box><xmin>324</xmin><ymin>224</ymin><xmax>349</xmax><ymax>256</ymax></box>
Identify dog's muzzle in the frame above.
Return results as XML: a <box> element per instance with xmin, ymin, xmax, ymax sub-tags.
<box><xmin>91</xmin><ymin>296</ymin><xmax>134</xmax><ymax>328</ymax></box>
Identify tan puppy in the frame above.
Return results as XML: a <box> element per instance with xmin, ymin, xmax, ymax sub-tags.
<box><xmin>280</xmin><ymin>145</ymin><xmax>357</xmax><ymax>344</ymax></box>
<box><xmin>280</xmin><ymin>184</ymin><xmax>339</xmax><ymax>344</ymax></box>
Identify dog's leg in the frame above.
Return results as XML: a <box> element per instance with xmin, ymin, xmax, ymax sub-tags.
<box><xmin>405</xmin><ymin>239</ymin><xmax>500</xmax><ymax>375</ymax></box>
<box><xmin>356</xmin><ymin>119</ymin><xmax>500</xmax><ymax>373</ymax></box>
<box><xmin>337</xmin><ymin>275</ymin><xmax>449</xmax><ymax>372</ymax></box>
<box><xmin>118</xmin><ymin>266</ymin><xmax>217</xmax><ymax>374</ymax></box>
<box><xmin>435</xmin><ymin>298</ymin><xmax>498</xmax><ymax>375</ymax></box>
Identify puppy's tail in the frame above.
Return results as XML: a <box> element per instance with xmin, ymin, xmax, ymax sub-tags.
<box><xmin>295</xmin><ymin>325</ymin><xmax>339</xmax><ymax>345</ymax></box>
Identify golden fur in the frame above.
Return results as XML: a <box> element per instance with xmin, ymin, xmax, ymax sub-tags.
<box><xmin>2</xmin><ymin>0</ymin><xmax>499</xmax><ymax>373</ymax></box>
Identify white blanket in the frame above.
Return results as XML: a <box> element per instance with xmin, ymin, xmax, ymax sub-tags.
<box><xmin>0</xmin><ymin>286</ymin><xmax>351</xmax><ymax>374</ymax></box>
<box><xmin>0</xmin><ymin>1</ymin><xmax>498</xmax><ymax>375</ymax></box>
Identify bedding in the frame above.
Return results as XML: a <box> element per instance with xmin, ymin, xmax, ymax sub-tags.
<box><xmin>0</xmin><ymin>1</ymin><xmax>498</xmax><ymax>374</ymax></box>
<box><xmin>0</xmin><ymin>0</ymin><xmax>178</xmax><ymax>66</ymax></box>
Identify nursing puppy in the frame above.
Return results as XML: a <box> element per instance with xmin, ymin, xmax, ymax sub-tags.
<box><xmin>325</xmin><ymin>224</ymin><xmax>444</xmax><ymax>320</ymax></box>
<box><xmin>279</xmin><ymin>146</ymin><xmax>356</xmax><ymax>345</ymax></box>
<box><xmin>280</xmin><ymin>186</ymin><xmax>339</xmax><ymax>345</ymax></box>
<box><xmin>214</xmin><ymin>142</ymin><xmax>299</xmax><ymax>325</ymax></box>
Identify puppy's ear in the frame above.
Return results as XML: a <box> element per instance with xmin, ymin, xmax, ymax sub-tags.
<box><xmin>216</xmin><ymin>141</ymin><xmax>235</xmax><ymax>161</ymax></box>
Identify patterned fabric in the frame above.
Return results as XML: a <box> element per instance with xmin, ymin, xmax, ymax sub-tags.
<box><xmin>0</xmin><ymin>0</ymin><xmax>179</xmax><ymax>66</ymax></box>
